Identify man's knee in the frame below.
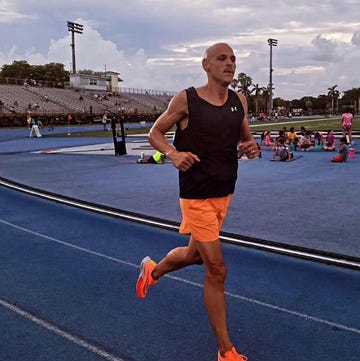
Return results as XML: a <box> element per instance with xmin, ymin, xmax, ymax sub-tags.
<box><xmin>206</xmin><ymin>261</ymin><xmax>227</xmax><ymax>283</ymax></box>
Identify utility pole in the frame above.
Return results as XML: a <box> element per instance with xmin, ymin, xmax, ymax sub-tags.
<box><xmin>67</xmin><ymin>21</ymin><xmax>83</xmax><ymax>74</ymax></box>
<box><xmin>268</xmin><ymin>38</ymin><xmax>278</xmax><ymax>116</ymax></box>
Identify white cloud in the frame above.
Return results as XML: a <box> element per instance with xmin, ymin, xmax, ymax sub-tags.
<box><xmin>0</xmin><ymin>1</ymin><xmax>33</xmax><ymax>23</ymax></box>
<box><xmin>352</xmin><ymin>31</ymin><xmax>360</xmax><ymax>46</ymax></box>
<box><xmin>0</xmin><ymin>1</ymin><xmax>359</xmax><ymax>99</ymax></box>
<box><xmin>311</xmin><ymin>35</ymin><xmax>339</xmax><ymax>62</ymax></box>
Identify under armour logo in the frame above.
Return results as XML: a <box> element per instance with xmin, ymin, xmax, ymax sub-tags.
<box><xmin>231</xmin><ymin>106</ymin><xmax>238</xmax><ymax>112</ymax></box>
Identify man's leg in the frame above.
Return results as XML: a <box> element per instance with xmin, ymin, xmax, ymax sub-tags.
<box><xmin>149</xmin><ymin>235</ymin><xmax>234</xmax><ymax>353</ymax></box>
<box><xmin>152</xmin><ymin>236</ymin><xmax>202</xmax><ymax>279</ymax></box>
<box><xmin>136</xmin><ymin>236</ymin><xmax>202</xmax><ymax>298</ymax></box>
<box><xmin>195</xmin><ymin>239</ymin><xmax>233</xmax><ymax>355</ymax></box>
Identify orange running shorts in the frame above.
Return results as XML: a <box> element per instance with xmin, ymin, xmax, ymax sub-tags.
<box><xmin>179</xmin><ymin>195</ymin><xmax>232</xmax><ymax>242</ymax></box>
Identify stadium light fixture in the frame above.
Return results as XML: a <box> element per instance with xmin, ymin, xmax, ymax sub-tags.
<box><xmin>267</xmin><ymin>38</ymin><xmax>278</xmax><ymax>115</ymax></box>
<box><xmin>67</xmin><ymin>21</ymin><xmax>84</xmax><ymax>74</ymax></box>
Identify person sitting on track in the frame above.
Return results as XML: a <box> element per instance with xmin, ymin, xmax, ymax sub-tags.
<box><xmin>298</xmin><ymin>131</ymin><xmax>312</xmax><ymax>151</ymax></box>
<box><xmin>272</xmin><ymin>137</ymin><xmax>294</xmax><ymax>161</ymax></box>
<box><xmin>137</xmin><ymin>150</ymin><xmax>165</xmax><ymax>163</ymax></box>
<box><xmin>324</xmin><ymin>129</ymin><xmax>336</xmax><ymax>151</ymax></box>
<box><xmin>286</xmin><ymin>127</ymin><xmax>298</xmax><ymax>150</ymax></box>
<box><xmin>331</xmin><ymin>137</ymin><xmax>349</xmax><ymax>163</ymax></box>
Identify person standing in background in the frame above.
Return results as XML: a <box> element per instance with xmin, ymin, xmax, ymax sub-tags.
<box><xmin>341</xmin><ymin>109</ymin><xmax>354</xmax><ymax>145</ymax></box>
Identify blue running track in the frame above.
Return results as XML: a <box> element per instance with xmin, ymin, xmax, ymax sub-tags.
<box><xmin>1</xmin><ymin>187</ymin><xmax>359</xmax><ymax>361</ymax></box>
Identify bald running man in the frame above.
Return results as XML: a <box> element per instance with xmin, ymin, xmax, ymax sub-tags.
<box><xmin>136</xmin><ymin>43</ymin><xmax>258</xmax><ymax>361</ymax></box>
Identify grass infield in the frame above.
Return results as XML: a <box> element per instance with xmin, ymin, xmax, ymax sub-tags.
<box><xmin>43</xmin><ymin>116</ymin><xmax>359</xmax><ymax>138</ymax></box>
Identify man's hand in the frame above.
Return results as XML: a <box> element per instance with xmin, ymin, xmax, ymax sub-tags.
<box><xmin>239</xmin><ymin>140</ymin><xmax>259</xmax><ymax>159</ymax></box>
<box><xmin>167</xmin><ymin>149</ymin><xmax>200</xmax><ymax>171</ymax></box>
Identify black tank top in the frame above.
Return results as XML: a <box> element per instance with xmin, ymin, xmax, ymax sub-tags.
<box><xmin>173</xmin><ymin>87</ymin><xmax>244</xmax><ymax>199</ymax></box>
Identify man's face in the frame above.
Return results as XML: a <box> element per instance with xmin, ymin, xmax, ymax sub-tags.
<box><xmin>203</xmin><ymin>44</ymin><xmax>236</xmax><ymax>85</ymax></box>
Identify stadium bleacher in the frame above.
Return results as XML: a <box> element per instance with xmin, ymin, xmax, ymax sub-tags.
<box><xmin>0</xmin><ymin>84</ymin><xmax>172</xmax><ymax>126</ymax></box>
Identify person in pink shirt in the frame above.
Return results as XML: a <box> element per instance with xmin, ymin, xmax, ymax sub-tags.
<box><xmin>341</xmin><ymin>110</ymin><xmax>354</xmax><ymax>145</ymax></box>
<box><xmin>264</xmin><ymin>131</ymin><xmax>274</xmax><ymax>146</ymax></box>
<box><xmin>324</xmin><ymin>129</ymin><xmax>336</xmax><ymax>151</ymax></box>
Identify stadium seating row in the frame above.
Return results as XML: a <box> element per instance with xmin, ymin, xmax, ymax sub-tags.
<box><xmin>0</xmin><ymin>84</ymin><xmax>172</xmax><ymax>126</ymax></box>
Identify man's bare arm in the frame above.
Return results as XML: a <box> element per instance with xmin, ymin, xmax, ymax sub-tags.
<box><xmin>237</xmin><ymin>92</ymin><xmax>259</xmax><ymax>158</ymax></box>
<box><xmin>149</xmin><ymin>91</ymin><xmax>200</xmax><ymax>171</ymax></box>
<box><xmin>148</xmin><ymin>91</ymin><xmax>186</xmax><ymax>154</ymax></box>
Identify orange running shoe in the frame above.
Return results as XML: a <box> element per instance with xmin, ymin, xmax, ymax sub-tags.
<box><xmin>218</xmin><ymin>347</ymin><xmax>248</xmax><ymax>361</ymax></box>
<box><xmin>136</xmin><ymin>256</ymin><xmax>158</xmax><ymax>299</ymax></box>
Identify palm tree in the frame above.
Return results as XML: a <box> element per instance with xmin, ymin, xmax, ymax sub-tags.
<box><xmin>251</xmin><ymin>83</ymin><xmax>266</xmax><ymax>116</ymax></box>
<box><xmin>327</xmin><ymin>85</ymin><xmax>339</xmax><ymax>114</ymax></box>
<box><xmin>234</xmin><ymin>72</ymin><xmax>253</xmax><ymax>98</ymax></box>
<box><xmin>261</xmin><ymin>86</ymin><xmax>271</xmax><ymax>115</ymax></box>
<box><xmin>230</xmin><ymin>78</ymin><xmax>238</xmax><ymax>91</ymax></box>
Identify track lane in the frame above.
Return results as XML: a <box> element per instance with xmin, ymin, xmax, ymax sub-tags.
<box><xmin>1</xmin><ymin>187</ymin><xmax>359</xmax><ymax>361</ymax></box>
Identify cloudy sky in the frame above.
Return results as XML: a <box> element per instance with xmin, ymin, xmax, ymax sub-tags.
<box><xmin>0</xmin><ymin>0</ymin><xmax>359</xmax><ymax>100</ymax></box>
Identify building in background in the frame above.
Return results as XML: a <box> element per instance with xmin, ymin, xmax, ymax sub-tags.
<box><xmin>69</xmin><ymin>71</ymin><xmax>122</xmax><ymax>93</ymax></box>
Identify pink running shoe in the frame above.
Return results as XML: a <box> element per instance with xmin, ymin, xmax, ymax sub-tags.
<box><xmin>218</xmin><ymin>346</ymin><xmax>248</xmax><ymax>361</ymax></box>
<box><xmin>136</xmin><ymin>256</ymin><xmax>158</xmax><ymax>299</ymax></box>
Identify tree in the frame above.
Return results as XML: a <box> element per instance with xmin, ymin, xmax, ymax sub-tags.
<box><xmin>313</xmin><ymin>94</ymin><xmax>327</xmax><ymax>114</ymax></box>
<box><xmin>232</xmin><ymin>72</ymin><xmax>253</xmax><ymax>98</ymax></box>
<box><xmin>230</xmin><ymin>78</ymin><xmax>237</xmax><ymax>91</ymax></box>
<box><xmin>305</xmin><ymin>98</ymin><xmax>313</xmax><ymax>114</ymax></box>
<box><xmin>341</xmin><ymin>87</ymin><xmax>360</xmax><ymax>113</ymax></box>
<box><xmin>251</xmin><ymin>83</ymin><xmax>266</xmax><ymax>115</ymax></box>
<box><xmin>42</xmin><ymin>63</ymin><xmax>69</xmax><ymax>83</ymax></box>
<box><xmin>0</xmin><ymin>61</ymin><xmax>69</xmax><ymax>85</ymax></box>
<box><xmin>273</xmin><ymin>97</ymin><xmax>292</xmax><ymax>114</ymax></box>
<box><xmin>78</xmin><ymin>69</ymin><xmax>104</xmax><ymax>76</ymax></box>
<box><xmin>261</xmin><ymin>86</ymin><xmax>271</xmax><ymax>114</ymax></box>
<box><xmin>1</xmin><ymin>60</ymin><xmax>32</xmax><ymax>79</ymax></box>
<box><xmin>327</xmin><ymin>85</ymin><xmax>339</xmax><ymax>114</ymax></box>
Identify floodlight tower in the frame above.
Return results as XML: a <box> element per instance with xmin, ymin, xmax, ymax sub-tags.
<box><xmin>268</xmin><ymin>38</ymin><xmax>278</xmax><ymax>115</ymax></box>
<box><xmin>67</xmin><ymin>21</ymin><xmax>83</xmax><ymax>74</ymax></box>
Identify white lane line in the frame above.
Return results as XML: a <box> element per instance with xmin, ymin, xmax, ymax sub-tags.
<box><xmin>169</xmin><ymin>276</ymin><xmax>360</xmax><ymax>335</ymax></box>
<box><xmin>1</xmin><ymin>218</ymin><xmax>360</xmax><ymax>337</ymax></box>
<box><xmin>167</xmin><ymin>275</ymin><xmax>360</xmax><ymax>336</ymax></box>
<box><xmin>0</xmin><ymin>298</ymin><xmax>125</xmax><ymax>361</ymax></box>
<box><xmin>0</xmin><ymin>180</ymin><xmax>179</xmax><ymax>232</ymax></box>
<box><xmin>0</xmin><ymin>219</ymin><xmax>135</xmax><ymax>268</ymax></box>
<box><xmin>2</xmin><ymin>179</ymin><xmax>359</xmax><ymax>269</ymax></box>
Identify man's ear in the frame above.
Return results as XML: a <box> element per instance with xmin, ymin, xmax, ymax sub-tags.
<box><xmin>202</xmin><ymin>59</ymin><xmax>209</xmax><ymax>72</ymax></box>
